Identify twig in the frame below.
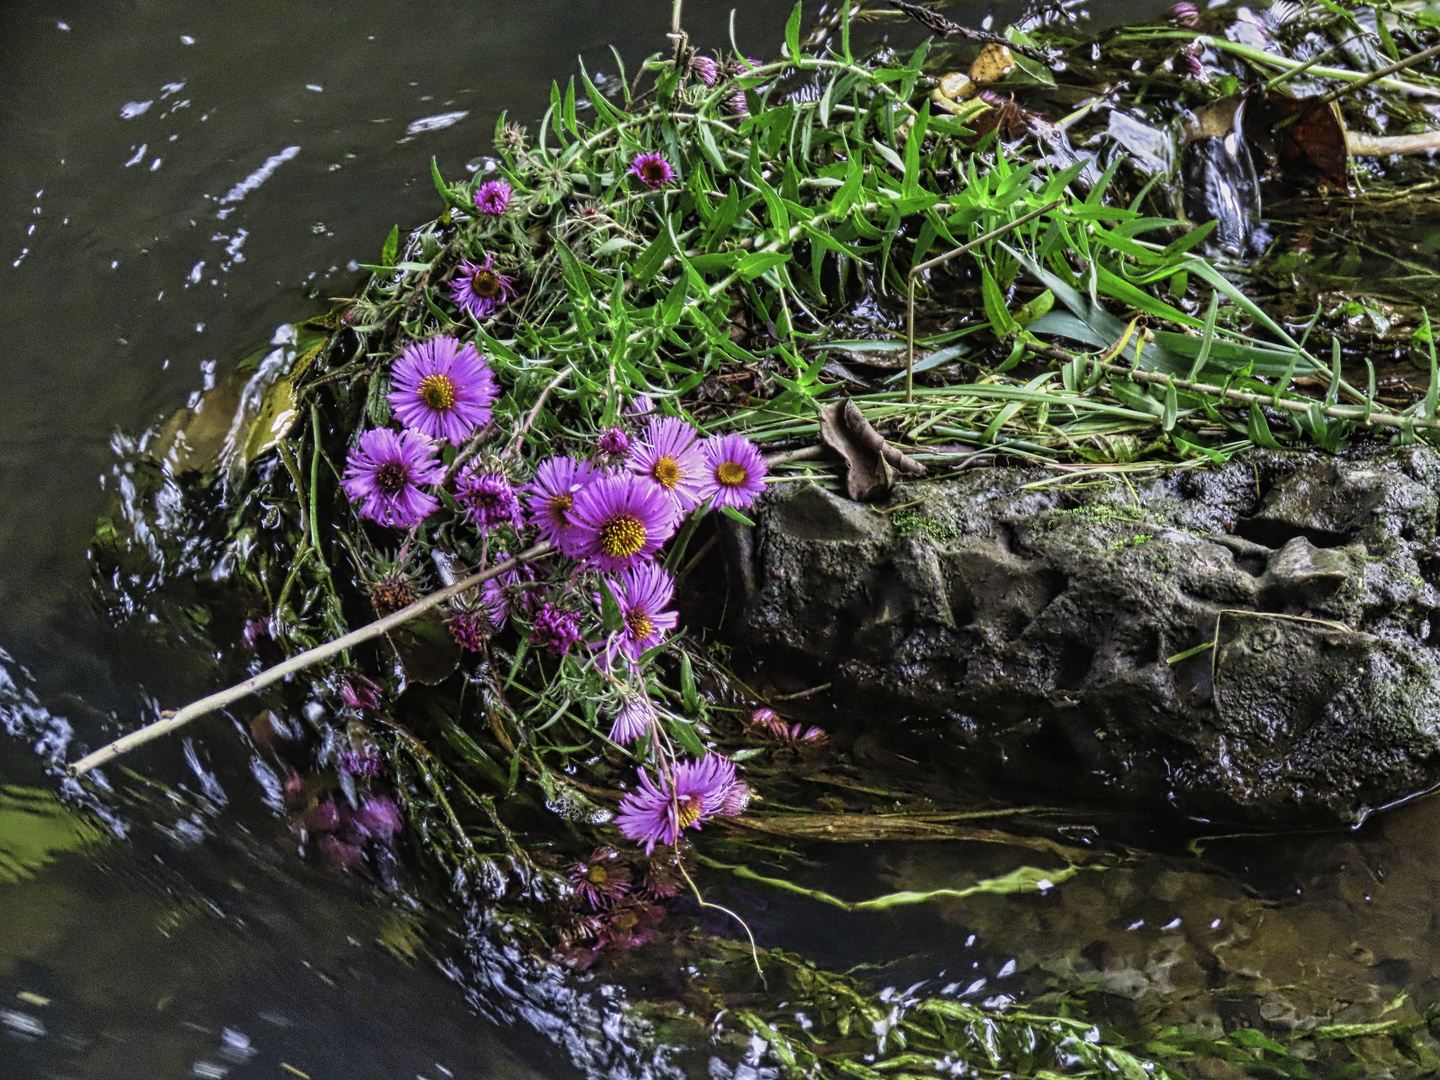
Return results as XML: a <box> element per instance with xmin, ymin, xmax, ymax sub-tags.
<box><xmin>503</xmin><ymin>365</ymin><xmax>572</xmax><ymax>460</ymax></box>
<box><xmin>906</xmin><ymin>199</ymin><xmax>1064</xmax><ymax>404</ymax></box>
<box><xmin>1309</xmin><ymin>42</ymin><xmax>1440</xmax><ymax>110</ymax></box>
<box><xmin>68</xmin><ymin>542</ymin><xmax>554</xmax><ymax>776</ymax></box>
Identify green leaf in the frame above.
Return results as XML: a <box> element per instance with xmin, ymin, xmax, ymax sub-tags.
<box><xmin>598</xmin><ymin>578</ymin><xmax>624</xmax><ymax>635</ymax></box>
<box><xmin>784</xmin><ymin>1</ymin><xmax>804</xmax><ymax>61</ymax></box>
<box><xmin>720</xmin><ymin>504</ymin><xmax>756</xmax><ymax>527</ymax></box>
<box><xmin>380</xmin><ymin>224</ymin><xmax>399</xmax><ymax>268</ymax></box>
<box><xmin>679</xmin><ymin>651</ymin><xmax>700</xmax><ymax>715</ymax></box>
<box><xmin>736</xmin><ymin>250</ymin><xmax>790</xmax><ymax>280</ymax></box>
<box><xmin>669</xmin><ymin>716</ymin><xmax>709</xmax><ymax>757</ymax></box>
<box><xmin>981</xmin><ymin>265</ymin><xmax>1020</xmax><ymax>338</ymax></box>
<box><xmin>430</xmin><ymin>156</ymin><xmax>472</xmax><ymax>213</ymax></box>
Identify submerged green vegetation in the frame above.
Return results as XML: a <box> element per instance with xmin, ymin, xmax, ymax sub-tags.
<box><xmin>85</xmin><ymin>0</ymin><xmax>1440</xmax><ymax>1075</ymax></box>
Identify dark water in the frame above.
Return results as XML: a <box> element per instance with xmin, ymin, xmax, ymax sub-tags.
<box><xmin>1</xmin><ymin>2</ymin><xmax>805</xmax><ymax>1075</ymax></box>
<box><xmin>10</xmin><ymin>0</ymin><xmax>1440</xmax><ymax>1077</ymax></box>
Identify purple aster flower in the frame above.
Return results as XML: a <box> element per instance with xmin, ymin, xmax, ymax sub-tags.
<box><xmin>450</xmin><ymin>253</ymin><xmax>518</xmax><ymax>321</ymax></box>
<box><xmin>342</xmin><ymin>428</ymin><xmax>444</xmax><ymax>528</ymax></box>
<box><xmin>339</xmin><ymin>672</ymin><xmax>382</xmax><ymax>711</ymax></box>
<box><xmin>628</xmin><ymin>416</ymin><xmax>707</xmax><ymax>520</ymax></box>
<box><xmin>473</xmin><ymin>178</ymin><xmax>512</xmax><ymax>216</ymax></box>
<box><xmin>569</xmin><ymin>473</ymin><xmax>676</xmax><ymax>573</ymax></box>
<box><xmin>457</xmin><ymin>466</ymin><xmax>521</xmax><ymax>532</ymax></box>
<box><xmin>388</xmin><ymin>336</ymin><xmax>499</xmax><ymax>444</ymax></box>
<box><xmin>616</xmin><ymin>754</ymin><xmax>737</xmax><ymax>854</ymax></box>
<box><xmin>531</xmin><ymin>601</ymin><xmax>584</xmax><ymax>656</ymax></box>
<box><xmin>446</xmin><ymin>580</ymin><xmax>508</xmax><ymax>651</ymax></box>
<box><xmin>625</xmin><ymin>395</ymin><xmax>656</xmax><ymax>417</ymax></box>
<box><xmin>609</xmin><ymin>693</ymin><xmax>658</xmax><ymax>745</ymax></box>
<box><xmin>524</xmin><ymin>456</ymin><xmax>596</xmax><ymax>556</ymax></box>
<box><xmin>598</xmin><ymin>427</ymin><xmax>631</xmax><ymax>457</ymax></box>
<box><xmin>628</xmin><ymin>152</ymin><xmax>675</xmax><ymax>189</ymax></box>
<box><xmin>726</xmin><ymin>90</ymin><xmax>749</xmax><ymax>117</ymax></box>
<box><xmin>689</xmin><ymin>54</ymin><xmax>720</xmax><ymax>87</ymax></box>
<box><xmin>698</xmin><ymin>434</ymin><xmax>768</xmax><ymax>510</ymax></box>
<box><xmin>568</xmin><ymin>847</ymin><xmax>632</xmax><ymax>909</ymax></box>
<box><xmin>607</xmin><ymin>563</ymin><xmax>679</xmax><ymax>662</ymax></box>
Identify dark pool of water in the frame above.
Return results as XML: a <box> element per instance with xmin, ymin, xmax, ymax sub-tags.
<box><xmin>13</xmin><ymin>0</ymin><xmax>1440</xmax><ymax>1077</ymax></box>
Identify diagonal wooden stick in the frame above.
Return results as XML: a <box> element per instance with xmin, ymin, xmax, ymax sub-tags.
<box><xmin>68</xmin><ymin>542</ymin><xmax>554</xmax><ymax>777</ymax></box>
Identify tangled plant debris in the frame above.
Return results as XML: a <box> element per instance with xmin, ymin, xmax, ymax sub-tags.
<box><xmin>81</xmin><ymin>0</ymin><xmax>1440</xmax><ymax>1075</ymax></box>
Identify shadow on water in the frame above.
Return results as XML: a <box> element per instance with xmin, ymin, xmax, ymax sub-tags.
<box><xmin>17</xmin><ymin>0</ymin><xmax>1440</xmax><ymax>1076</ymax></box>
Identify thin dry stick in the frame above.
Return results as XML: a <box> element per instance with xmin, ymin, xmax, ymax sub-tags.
<box><xmin>906</xmin><ymin>198</ymin><xmax>1065</xmax><ymax>404</ymax></box>
<box><xmin>503</xmin><ymin>365</ymin><xmax>572</xmax><ymax>460</ymax></box>
<box><xmin>68</xmin><ymin>542</ymin><xmax>554</xmax><ymax>777</ymax></box>
<box><xmin>1309</xmin><ymin>42</ymin><xmax>1440</xmax><ymax>110</ymax></box>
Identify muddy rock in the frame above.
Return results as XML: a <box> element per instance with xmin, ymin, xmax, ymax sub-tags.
<box><xmin>728</xmin><ymin>448</ymin><xmax>1440</xmax><ymax>824</ymax></box>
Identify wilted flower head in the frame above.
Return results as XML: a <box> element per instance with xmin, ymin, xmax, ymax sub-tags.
<box><xmin>726</xmin><ymin>89</ymin><xmax>749</xmax><ymax>117</ymax></box>
<box><xmin>524</xmin><ymin>456</ymin><xmax>595</xmax><ymax>556</ymax></box>
<box><xmin>598</xmin><ymin>427</ymin><xmax>631</xmax><ymax>457</ymax></box>
<box><xmin>530</xmin><ymin>601</ymin><xmax>584</xmax><ymax>656</ymax></box>
<box><xmin>342</xmin><ymin>428</ymin><xmax>444</xmax><ymax>528</ymax></box>
<box><xmin>629</xmin><ymin>416</ymin><xmax>707</xmax><ymax>521</ymax></box>
<box><xmin>698</xmin><ymin>434</ymin><xmax>768</xmax><ymax>510</ymax></box>
<box><xmin>368</xmin><ymin>571</ymin><xmax>417</xmax><ymax>616</ymax></box>
<box><xmin>388</xmin><ymin>336</ymin><xmax>498</xmax><ymax>444</ymax></box>
<box><xmin>616</xmin><ymin>753</ymin><xmax>738</xmax><ymax>854</ymax></box>
<box><xmin>568</xmin><ymin>847</ymin><xmax>632</xmax><ymax>909</ymax></box>
<box><xmin>628</xmin><ymin>152</ymin><xmax>675</xmax><ymax>189</ymax></box>
<box><xmin>1169</xmin><ymin>1</ymin><xmax>1200</xmax><ymax>25</ymax></box>
<box><xmin>497</xmin><ymin>121</ymin><xmax>528</xmax><ymax>152</ymax></box>
<box><xmin>1175</xmin><ymin>43</ymin><xmax>1206</xmax><ymax>78</ymax></box>
<box><xmin>450</xmin><ymin>253</ymin><xmax>518</xmax><ymax>321</ymax></box>
<box><xmin>639</xmin><ymin>852</ymin><xmax>685</xmax><ymax>900</ymax></box>
<box><xmin>608</xmin><ymin>692</ymin><xmax>658</xmax><ymax>745</ymax></box>
<box><xmin>473</xmin><ymin>178</ymin><xmax>512</xmax><ymax>216</ymax></box>
<box><xmin>689</xmin><ymin>54</ymin><xmax>721</xmax><ymax>86</ymax></box>
<box><xmin>457</xmin><ymin>466</ymin><xmax>521</xmax><ymax>532</ymax></box>
<box><xmin>719</xmin><ymin>778</ymin><xmax>752</xmax><ymax>817</ymax></box>
<box><xmin>569</xmin><ymin>473</ymin><xmax>676</xmax><ymax>573</ymax></box>
<box><xmin>336</xmin><ymin>746</ymin><xmax>385</xmax><ymax>778</ymax></box>
<box><xmin>606</xmin><ymin>563</ymin><xmax>679</xmax><ymax>663</ymax></box>
<box><xmin>241</xmin><ymin>616</ymin><xmax>272</xmax><ymax>650</ymax></box>
<box><xmin>446</xmin><ymin>580</ymin><xmax>508</xmax><ymax>651</ymax></box>
<box><xmin>596</xmin><ymin>897</ymin><xmax>665</xmax><ymax>950</ymax></box>
<box><xmin>339</xmin><ymin>671</ymin><xmax>382</xmax><ymax>711</ymax></box>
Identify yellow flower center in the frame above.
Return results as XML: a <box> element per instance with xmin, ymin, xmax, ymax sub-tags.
<box><xmin>472</xmin><ymin>268</ymin><xmax>502</xmax><ymax>298</ymax></box>
<box><xmin>675</xmin><ymin>794</ymin><xmax>704</xmax><ymax>829</ymax></box>
<box><xmin>547</xmin><ymin>492</ymin><xmax>570</xmax><ymax>527</ymax></box>
<box><xmin>586</xmin><ymin>864</ymin><xmax>609</xmax><ymax>885</ymax></box>
<box><xmin>613</xmin><ymin>909</ymin><xmax>638</xmax><ymax>932</ymax></box>
<box><xmin>599</xmin><ymin>514</ymin><xmax>647</xmax><ymax>558</ymax></box>
<box><xmin>650</xmin><ymin>456</ymin><xmax>681</xmax><ymax>490</ymax></box>
<box><xmin>626</xmin><ymin>609</ymin><xmax>655</xmax><ymax>641</ymax></box>
<box><xmin>418</xmin><ymin>373</ymin><xmax>457</xmax><ymax>411</ymax></box>
<box><xmin>716</xmin><ymin>461</ymin><xmax>748</xmax><ymax>488</ymax></box>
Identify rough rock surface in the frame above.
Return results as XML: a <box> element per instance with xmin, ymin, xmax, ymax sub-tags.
<box><xmin>728</xmin><ymin>447</ymin><xmax>1440</xmax><ymax>824</ymax></box>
